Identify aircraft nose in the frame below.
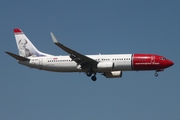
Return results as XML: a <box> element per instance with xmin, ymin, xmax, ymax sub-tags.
<box><xmin>167</xmin><ymin>60</ymin><xmax>174</xmax><ymax>67</ymax></box>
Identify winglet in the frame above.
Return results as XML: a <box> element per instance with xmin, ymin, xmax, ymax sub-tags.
<box><xmin>50</xmin><ymin>32</ymin><xmax>59</xmax><ymax>43</ymax></box>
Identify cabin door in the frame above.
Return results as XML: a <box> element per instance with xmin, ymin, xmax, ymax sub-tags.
<box><xmin>39</xmin><ymin>58</ymin><xmax>43</xmax><ymax>66</ymax></box>
<box><xmin>151</xmin><ymin>56</ymin><xmax>155</xmax><ymax>64</ymax></box>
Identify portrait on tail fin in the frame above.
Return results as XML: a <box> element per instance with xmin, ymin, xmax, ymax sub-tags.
<box><xmin>18</xmin><ymin>39</ymin><xmax>33</xmax><ymax>57</ymax></box>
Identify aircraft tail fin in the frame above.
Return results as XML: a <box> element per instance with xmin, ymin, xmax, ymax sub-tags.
<box><xmin>14</xmin><ymin>28</ymin><xmax>52</xmax><ymax>57</ymax></box>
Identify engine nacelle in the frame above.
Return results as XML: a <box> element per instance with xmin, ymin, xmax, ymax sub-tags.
<box><xmin>97</xmin><ymin>61</ymin><xmax>114</xmax><ymax>70</ymax></box>
<box><xmin>103</xmin><ymin>71</ymin><xmax>122</xmax><ymax>78</ymax></box>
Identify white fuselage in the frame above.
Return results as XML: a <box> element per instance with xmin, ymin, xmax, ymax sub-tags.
<box><xmin>19</xmin><ymin>54</ymin><xmax>132</xmax><ymax>73</ymax></box>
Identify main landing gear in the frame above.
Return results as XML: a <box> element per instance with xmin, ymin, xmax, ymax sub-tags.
<box><xmin>91</xmin><ymin>75</ymin><xmax>97</xmax><ymax>81</ymax></box>
<box><xmin>86</xmin><ymin>71</ymin><xmax>97</xmax><ymax>81</ymax></box>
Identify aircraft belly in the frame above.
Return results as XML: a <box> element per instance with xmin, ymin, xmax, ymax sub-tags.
<box><xmin>44</xmin><ymin>62</ymin><xmax>79</xmax><ymax>72</ymax></box>
<box><xmin>114</xmin><ymin>61</ymin><xmax>132</xmax><ymax>71</ymax></box>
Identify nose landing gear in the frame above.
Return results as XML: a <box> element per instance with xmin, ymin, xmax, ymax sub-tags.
<box><xmin>154</xmin><ymin>69</ymin><xmax>164</xmax><ymax>77</ymax></box>
<box><xmin>154</xmin><ymin>72</ymin><xmax>158</xmax><ymax>77</ymax></box>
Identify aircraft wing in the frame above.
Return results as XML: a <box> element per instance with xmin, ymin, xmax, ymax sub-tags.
<box><xmin>50</xmin><ymin>33</ymin><xmax>98</xmax><ymax>69</ymax></box>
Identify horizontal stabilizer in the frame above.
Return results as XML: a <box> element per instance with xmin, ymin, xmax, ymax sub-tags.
<box><xmin>5</xmin><ymin>51</ymin><xmax>29</xmax><ymax>61</ymax></box>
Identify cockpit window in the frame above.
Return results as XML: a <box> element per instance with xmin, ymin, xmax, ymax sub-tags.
<box><xmin>160</xmin><ymin>57</ymin><xmax>166</xmax><ymax>60</ymax></box>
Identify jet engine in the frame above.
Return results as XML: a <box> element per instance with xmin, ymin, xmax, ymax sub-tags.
<box><xmin>103</xmin><ymin>71</ymin><xmax>122</xmax><ymax>78</ymax></box>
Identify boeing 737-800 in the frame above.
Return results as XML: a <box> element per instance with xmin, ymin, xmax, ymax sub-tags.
<box><xmin>5</xmin><ymin>28</ymin><xmax>174</xmax><ymax>81</ymax></box>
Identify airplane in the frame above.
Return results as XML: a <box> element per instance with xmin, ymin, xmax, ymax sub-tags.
<box><xmin>5</xmin><ymin>28</ymin><xmax>174</xmax><ymax>81</ymax></box>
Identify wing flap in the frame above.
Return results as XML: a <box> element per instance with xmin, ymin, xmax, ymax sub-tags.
<box><xmin>5</xmin><ymin>51</ymin><xmax>29</xmax><ymax>61</ymax></box>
